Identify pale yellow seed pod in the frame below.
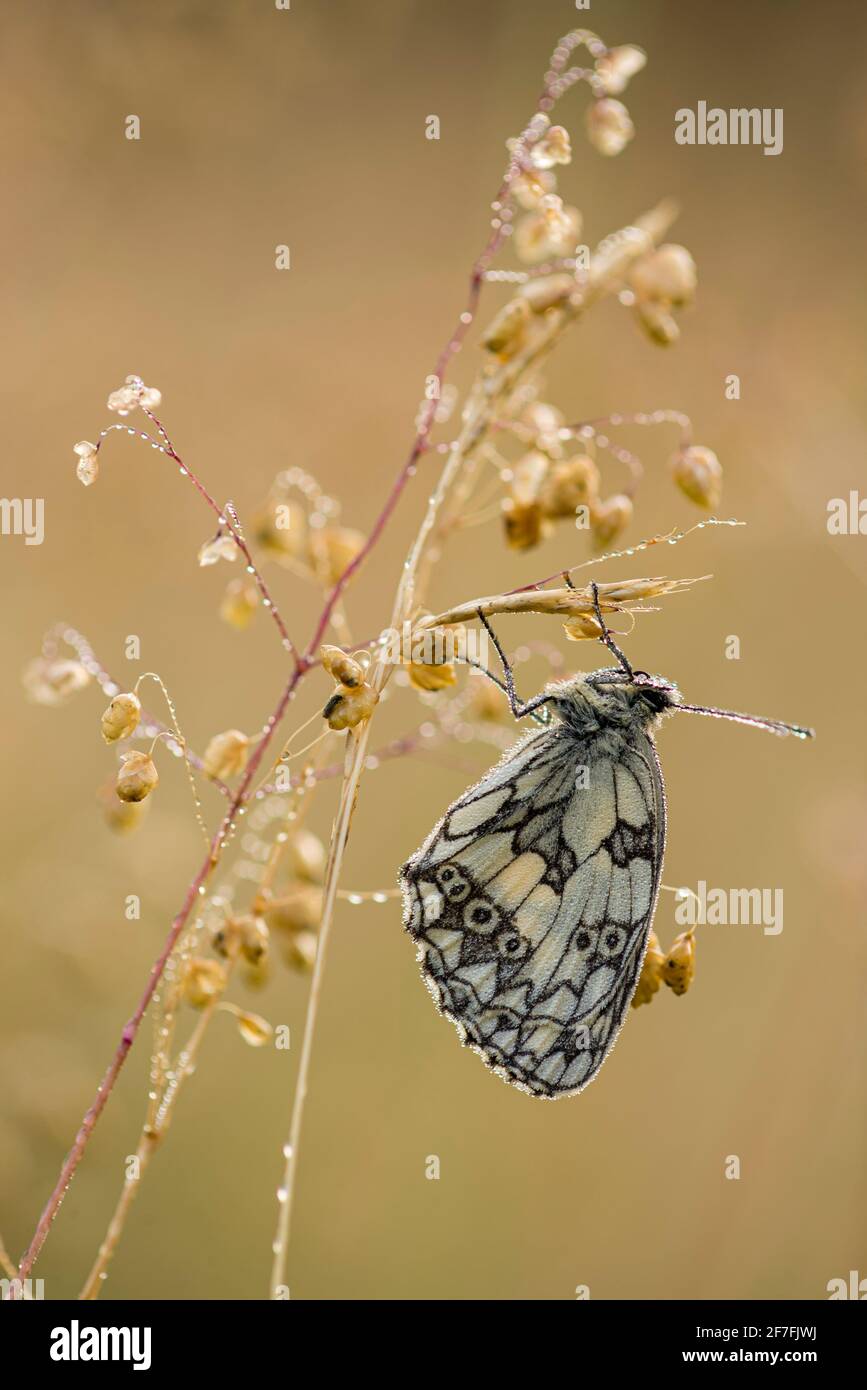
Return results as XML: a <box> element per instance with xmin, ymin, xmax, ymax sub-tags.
<box><xmin>539</xmin><ymin>455</ymin><xmax>600</xmax><ymax>519</ymax></box>
<box><xmin>320</xmin><ymin>644</ymin><xmax>365</xmax><ymax>689</ymax></box>
<box><xmin>198</xmin><ymin>534</ymin><xmax>238</xmax><ymax>567</ymax></box>
<box><xmin>238</xmin><ymin>915</ymin><xmax>269</xmax><ymax>966</ymax></box>
<box><xmin>513</xmin><ymin>200</ymin><xmax>582</xmax><ymax>263</ymax></box>
<box><xmin>74</xmin><ymin>442</ymin><xmax>99</xmax><ymax>487</ymax></box>
<box><xmin>309</xmin><ymin>526</ymin><xmax>365</xmax><ymax>585</ymax></box>
<box><xmin>671</xmin><ymin>446</ymin><xmax>723</xmax><ymax>509</ymax></box>
<box><xmin>220</xmin><ymin>576</ymin><xmax>259</xmax><ymax>629</ymax></box>
<box><xmin>235</xmin><ymin>1010</ymin><xmax>273</xmax><ymax>1047</ymax></box>
<box><xmin>100</xmin><ymin>692</ymin><xmax>141</xmax><ymax>744</ymax></box>
<box><xmin>509</xmin><ymin>449</ymin><xmax>549</xmax><ymax>507</ymax></box>
<box><xmin>97</xmin><ymin>779</ymin><xmax>147</xmax><ymax>833</ymax></box>
<box><xmin>22</xmin><ymin>657</ymin><xmax>91</xmax><ymax>706</ymax></box>
<box><xmin>211</xmin><ymin>916</ymin><xmax>243</xmax><ymax>959</ymax></box>
<box><xmin>481</xmin><ymin>297</ymin><xmax>531</xmax><ymax>360</ymax></box>
<box><xmin>595</xmin><ymin>44</ymin><xmax>647</xmax><ymax>96</ymax></box>
<box><xmin>265</xmin><ymin>885</ymin><xmax>323</xmax><ymax>935</ymax></box>
<box><xmin>116</xmin><ymin>750</ymin><xmax>159</xmax><ymax>803</ymax></box>
<box><xmin>586</xmin><ymin>98</ymin><xmax>634</xmax><ymax>156</ymax></box>
<box><xmin>408</xmin><ymin>661</ymin><xmax>457</xmax><ymax>692</ymax></box>
<box><xmin>281</xmin><ymin>928</ymin><xmax>318</xmax><ymax>972</ymax></box>
<box><xmin>286</xmin><ymin>829</ymin><xmax>327</xmax><ymax>884</ymax></box>
<box><xmin>502</xmin><ymin>499</ymin><xmax>549</xmax><ymax>551</ymax></box>
<box><xmin>518</xmin><ymin>274</ymin><xmax>576</xmax><ymax>314</ymax></box>
<box><xmin>203</xmin><ymin>729</ymin><xmax>250</xmax><ymax>780</ymax></box>
<box><xmin>629</xmin><ymin>244</ymin><xmax>697</xmax><ymax>308</ymax></box>
<box><xmin>511</xmin><ymin>167</ymin><xmax>556</xmax><ymax>211</ymax></box>
<box><xmin>466</xmin><ymin>678</ymin><xmax>510</xmax><ymax>723</ymax></box>
<box><xmin>242</xmin><ymin>958</ymin><xmax>270</xmax><ymax>991</ymax></box>
<box><xmin>323</xmin><ymin>684</ymin><xmax>379</xmax><ymax>731</ymax></box>
<box><xmin>183</xmin><ymin>957</ymin><xmax>226</xmax><ymax>1009</ymax></box>
<box><xmin>520</xmin><ymin>401</ymin><xmax>565</xmax><ymax>436</ymax></box>
<box><xmin>589</xmin><ymin>493</ymin><xmax>634</xmax><ymax>548</ymax></box>
<box><xmin>212</xmin><ymin>913</ymin><xmax>267</xmax><ymax>964</ymax></box>
<box><xmin>562</xmin><ymin>613</ymin><xmax>605</xmax><ymax>642</ymax></box>
<box><xmin>662</xmin><ymin>928</ymin><xmax>696</xmax><ymax>996</ymax></box>
<box><xmin>530</xmin><ymin>124</ymin><xmax>572</xmax><ymax>170</ymax></box>
<box><xmin>635</xmin><ymin>301</ymin><xmax>680</xmax><ymax>346</ymax></box>
<box><xmin>631</xmin><ymin>930</ymin><xmax>666</xmax><ymax>1008</ymax></box>
<box><xmin>252</xmin><ymin>499</ymin><xmax>308</xmax><ymax>560</ymax></box>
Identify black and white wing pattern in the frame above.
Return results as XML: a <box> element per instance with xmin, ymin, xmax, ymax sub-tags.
<box><xmin>399</xmin><ymin>723</ymin><xmax>666</xmax><ymax>1098</ymax></box>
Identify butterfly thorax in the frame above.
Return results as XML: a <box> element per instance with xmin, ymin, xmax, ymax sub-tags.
<box><xmin>547</xmin><ymin>670</ymin><xmax>681</xmax><ymax>743</ymax></box>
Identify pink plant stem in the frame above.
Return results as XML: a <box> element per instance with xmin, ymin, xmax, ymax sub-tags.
<box><xmin>15</xmin><ymin>665</ymin><xmax>302</xmax><ymax>1284</ymax></box>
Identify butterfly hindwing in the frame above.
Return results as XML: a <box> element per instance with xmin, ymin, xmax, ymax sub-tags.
<box><xmin>399</xmin><ymin>721</ymin><xmax>666</xmax><ymax>1098</ymax></box>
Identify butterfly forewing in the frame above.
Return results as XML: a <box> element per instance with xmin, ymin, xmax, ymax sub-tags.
<box><xmin>400</xmin><ymin>721</ymin><xmax>666</xmax><ymax>1098</ymax></box>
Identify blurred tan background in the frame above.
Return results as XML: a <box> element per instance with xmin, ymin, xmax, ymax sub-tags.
<box><xmin>1</xmin><ymin>0</ymin><xmax>865</xmax><ymax>1300</ymax></box>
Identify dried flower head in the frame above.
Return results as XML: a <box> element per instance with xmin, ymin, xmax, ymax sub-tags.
<box><xmin>73</xmin><ymin>441</ymin><xmax>98</xmax><ymax>487</ymax></box>
<box><xmin>107</xmin><ymin>374</ymin><xmax>161</xmax><ymax>416</ymax></box>
<box><xmin>116</xmin><ymin>750</ymin><xmax>159</xmax><ymax>803</ymax></box>
<box><xmin>586</xmin><ymin>98</ymin><xmax>634</xmax><ymax>156</ymax></box>
<box><xmin>203</xmin><ymin>729</ymin><xmax>250</xmax><ymax>781</ymax></box>
<box><xmin>100</xmin><ymin>692</ymin><xmax>141</xmax><ymax>744</ymax></box>
<box><xmin>323</xmin><ymin>684</ymin><xmax>379</xmax><ymax>731</ymax></box>
<box><xmin>671</xmin><ymin>446</ymin><xmax>723</xmax><ymax>508</ymax></box>
<box><xmin>662</xmin><ymin>928</ymin><xmax>696</xmax><ymax>996</ymax></box>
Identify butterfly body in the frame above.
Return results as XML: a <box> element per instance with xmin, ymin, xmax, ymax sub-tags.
<box><xmin>400</xmin><ymin>669</ymin><xmax>678</xmax><ymax>1098</ymax></box>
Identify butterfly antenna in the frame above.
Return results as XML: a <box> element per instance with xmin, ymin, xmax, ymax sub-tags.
<box><xmin>590</xmin><ymin>582</ymin><xmax>634</xmax><ymax>679</ymax></box>
<box><xmin>675</xmin><ymin>702</ymin><xmax>815</xmax><ymax>740</ymax></box>
<box><xmin>475</xmin><ymin>609</ymin><xmax>553</xmax><ymax>723</ymax></box>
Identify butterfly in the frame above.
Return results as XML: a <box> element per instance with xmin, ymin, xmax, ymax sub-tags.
<box><xmin>399</xmin><ymin>586</ymin><xmax>813</xmax><ymax>1099</ymax></box>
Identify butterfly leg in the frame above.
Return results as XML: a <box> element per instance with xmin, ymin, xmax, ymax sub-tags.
<box><xmin>590</xmin><ymin>582</ymin><xmax>634</xmax><ymax>679</ymax></box>
<box><xmin>476</xmin><ymin>610</ymin><xmax>552</xmax><ymax>722</ymax></box>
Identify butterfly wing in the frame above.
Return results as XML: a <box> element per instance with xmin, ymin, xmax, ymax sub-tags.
<box><xmin>399</xmin><ymin>722</ymin><xmax>666</xmax><ymax>1098</ymax></box>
